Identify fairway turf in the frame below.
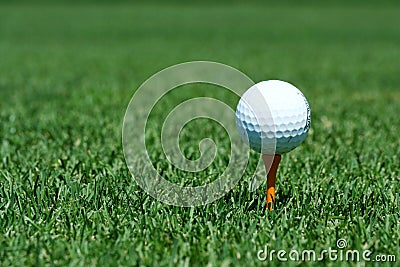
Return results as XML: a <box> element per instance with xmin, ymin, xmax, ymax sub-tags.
<box><xmin>1</xmin><ymin>2</ymin><xmax>400</xmax><ymax>266</ymax></box>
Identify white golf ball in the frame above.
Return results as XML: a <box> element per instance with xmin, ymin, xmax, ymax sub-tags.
<box><xmin>235</xmin><ymin>80</ymin><xmax>311</xmax><ymax>155</ymax></box>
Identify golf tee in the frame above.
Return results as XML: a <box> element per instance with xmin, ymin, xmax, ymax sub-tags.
<box><xmin>263</xmin><ymin>154</ymin><xmax>281</xmax><ymax>211</ymax></box>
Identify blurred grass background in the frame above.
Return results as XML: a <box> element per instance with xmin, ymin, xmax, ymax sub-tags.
<box><xmin>0</xmin><ymin>1</ymin><xmax>399</xmax><ymax>266</ymax></box>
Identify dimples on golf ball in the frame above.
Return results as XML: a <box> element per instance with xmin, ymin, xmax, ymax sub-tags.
<box><xmin>236</xmin><ymin>80</ymin><xmax>311</xmax><ymax>155</ymax></box>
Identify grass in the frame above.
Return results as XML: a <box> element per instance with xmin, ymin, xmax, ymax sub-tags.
<box><xmin>1</xmin><ymin>1</ymin><xmax>399</xmax><ymax>266</ymax></box>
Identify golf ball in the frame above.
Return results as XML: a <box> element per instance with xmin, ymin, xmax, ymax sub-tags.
<box><xmin>236</xmin><ymin>80</ymin><xmax>311</xmax><ymax>155</ymax></box>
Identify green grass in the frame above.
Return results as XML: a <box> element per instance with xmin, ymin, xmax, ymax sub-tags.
<box><xmin>1</xmin><ymin>2</ymin><xmax>399</xmax><ymax>266</ymax></box>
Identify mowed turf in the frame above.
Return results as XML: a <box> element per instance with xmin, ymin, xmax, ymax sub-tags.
<box><xmin>0</xmin><ymin>2</ymin><xmax>399</xmax><ymax>266</ymax></box>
